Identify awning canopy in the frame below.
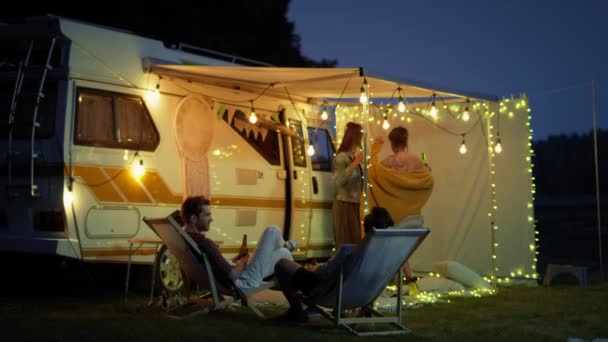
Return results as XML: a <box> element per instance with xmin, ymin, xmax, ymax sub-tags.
<box><xmin>146</xmin><ymin>59</ymin><xmax>498</xmax><ymax>102</ymax></box>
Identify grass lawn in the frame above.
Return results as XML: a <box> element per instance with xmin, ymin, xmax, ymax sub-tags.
<box><xmin>1</xmin><ymin>283</ymin><xmax>607</xmax><ymax>341</ymax></box>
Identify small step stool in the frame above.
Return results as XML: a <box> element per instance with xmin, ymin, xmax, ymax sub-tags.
<box><xmin>543</xmin><ymin>264</ymin><xmax>588</xmax><ymax>286</ymax></box>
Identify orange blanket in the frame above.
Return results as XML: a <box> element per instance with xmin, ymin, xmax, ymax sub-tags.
<box><xmin>368</xmin><ymin>143</ymin><xmax>434</xmax><ymax>222</ymax></box>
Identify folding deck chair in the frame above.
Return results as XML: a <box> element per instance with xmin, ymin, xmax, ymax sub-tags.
<box><xmin>143</xmin><ymin>211</ymin><xmax>275</xmax><ymax>319</ymax></box>
<box><xmin>303</xmin><ymin>227</ymin><xmax>429</xmax><ymax>336</ymax></box>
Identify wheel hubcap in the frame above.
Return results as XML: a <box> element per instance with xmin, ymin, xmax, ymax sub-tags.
<box><xmin>158</xmin><ymin>249</ymin><xmax>183</xmax><ymax>292</ymax></box>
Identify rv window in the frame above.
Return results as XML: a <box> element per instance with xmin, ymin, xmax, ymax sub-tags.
<box><xmin>288</xmin><ymin>121</ymin><xmax>307</xmax><ymax>167</ymax></box>
<box><xmin>74</xmin><ymin>88</ymin><xmax>159</xmax><ymax>151</ymax></box>
<box><xmin>222</xmin><ymin>109</ymin><xmax>281</xmax><ymax>165</ymax></box>
<box><xmin>307</xmin><ymin>127</ymin><xmax>335</xmax><ymax>172</ymax></box>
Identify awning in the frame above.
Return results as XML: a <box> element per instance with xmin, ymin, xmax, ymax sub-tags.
<box><xmin>145</xmin><ymin>59</ymin><xmax>498</xmax><ymax>102</ymax></box>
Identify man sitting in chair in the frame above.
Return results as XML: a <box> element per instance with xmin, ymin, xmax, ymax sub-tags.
<box><xmin>181</xmin><ymin>196</ymin><xmax>297</xmax><ymax>293</ymax></box>
<box><xmin>273</xmin><ymin>207</ymin><xmax>394</xmax><ymax>323</ymax></box>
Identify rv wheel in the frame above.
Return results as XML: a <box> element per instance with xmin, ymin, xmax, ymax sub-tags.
<box><xmin>155</xmin><ymin>245</ymin><xmax>187</xmax><ymax>294</ymax></box>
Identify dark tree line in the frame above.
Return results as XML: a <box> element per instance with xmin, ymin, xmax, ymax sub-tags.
<box><xmin>0</xmin><ymin>0</ymin><xmax>337</xmax><ymax>67</ymax></box>
<box><xmin>533</xmin><ymin>129</ymin><xmax>607</xmax><ymax>197</ymax></box>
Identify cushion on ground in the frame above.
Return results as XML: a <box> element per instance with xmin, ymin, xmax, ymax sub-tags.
<box><xmin>417</xmin><ymin>276</ymin><xmax>465</xmax><ymax>292</ymax></box>
<box><xmin>435</xmin><ymin>260</ymin><xmax>492</xmax><ymax>289</ymax></box>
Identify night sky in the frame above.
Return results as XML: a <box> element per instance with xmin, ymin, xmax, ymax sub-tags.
<box><xmin>288</xmin><ymin>0</ymin><xmax>608</xmax><ymax>140</ymax></box>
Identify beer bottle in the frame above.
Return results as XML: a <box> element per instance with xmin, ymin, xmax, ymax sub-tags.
<box><xmin>239</xmin><ymin>234</ymin><xmax>248</xmax><ymax>258</ymax></box>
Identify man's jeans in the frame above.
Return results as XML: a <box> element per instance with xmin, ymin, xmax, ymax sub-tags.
<box><xmin>235</xmin><ymin>226</ymin><xmax>292</xmax><ymax>289</ymax></box>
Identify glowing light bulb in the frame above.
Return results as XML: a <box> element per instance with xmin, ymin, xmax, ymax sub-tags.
<box><xmin>63</xmin><ymin>189</ymin><xmax>74</xmax><ymax>205</ymax></box>
<box><xmin>462</xmin><ymin>108</ymin><xmax>470</xmax><ymax>122</ymax></box>
<box><xmin>306</xmin><ymin>145</ymin><xmax>315</xmax><ymax>156</ymax></box>
<box><xmin>397</xmin><ymin>98</ymin><xmax>406</xmax><ymax>113</ymax></box>
<box><xmin>382</xmin><ymin>117</ymin><xmax>390</xmax><ymax>130</ymax></box>
<box><xmin>430</xmin><ymin>103</ymin><xmax>438</xmax><ymax>118</ymax></box>
<box><xmin>131</xmin><ymin>159</ymin><xmax>145</xmax><ymax>178</ymax></box>
<box><xmin>249</xmin><ymin>102</ymin><xmax>258</xmax><ymax>124</ymax></box>
<box><xmin>321</xmin><ymin>107</ymin><xmax>328</xmax><ymax>120</ymax></box>
<box><xmin>494</xmin><ymin>139</ymin><xmax>503</xmax><ymax>154</ymax></box>
<box><xmin>459</xmin><ymin>143</ymin><xmax>467</xmax><ymax>154</ymax></box>
<box><xmin>359</xmin><ymin>87</ymin><xmax>368</xmax><ymax>104</ymax></box>
<box><xmin>249</xmin><ymin>112</ymin><xmax>257</xmax><ymax>124</ymax></box>
<box><xmin>359</xmin><ymin>78</ymin><xmax>369</xmax><ymax>104</ymax></box>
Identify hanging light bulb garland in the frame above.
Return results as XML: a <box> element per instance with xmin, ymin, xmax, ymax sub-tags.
<box><xmin>306</xmin><ymin>143</ymin><xmax>315</xmax><ymax>156</ymax></box>
<box><xmin>429</xmin><ymin>93</ymin><xmax>438</xmax><ymax>119</ymax></box>
<box><xmin>397</xmin><ymin>87</ymin><xmax>406</xmax><ymax>113</ymax></box>
<box><xmin>359</xmin><ymin>77</ymin><xmax>369</xmax><ymax>104</ymax></box>
<box><xmin>495</xmin><ymin>136</ymin><xmax>503</xmax><ymax>154</ymax></box>
<box><xmin>382</xmin><ymin>110</ymin><xmax>390</xmax><ymax>130</ymax></box>
<box><xmin>321</xmin><ymin>105</ymin><xmax>329</xmax><ymax>120</ymax></box>
<box><xmin>130</xmin><ymin>152</ymin><xmax>145</xmax><ymax>178</ymax></box>
<box><xmin>462</xmin><ymin>98</ymin><xmax>470</xmax><ymax>122</ymax></box>
<box><xmin>249</xmin><ymin>101</ymin><xmax>258</xmax><ymax>124</ymax></box>
<box><xmin>459</xmin><ymin>134</ymin><xmax>468</xmax><ymax>154</ymax></box>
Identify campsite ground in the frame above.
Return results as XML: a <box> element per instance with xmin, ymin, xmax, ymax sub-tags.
<box><xmin>1</xmin><ymin>258</ymin><xmax>606</xmax><ymax>341</ymax></box>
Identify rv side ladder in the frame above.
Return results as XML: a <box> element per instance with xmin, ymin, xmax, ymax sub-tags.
<box><xmin>6</xmin><ymin>37</ymin><xmax>57</xmax><ymax>198</ymax></box>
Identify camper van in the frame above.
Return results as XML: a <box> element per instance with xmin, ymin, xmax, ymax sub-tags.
<box><xmin>1</xmin><ymin>16</ymin><xmax>538</xmax><ymax>291</ymax></box>
<box><xmin>0</xmin><ymin>16</ymin><xmax>341</xmax><ymax>290</ymax></box>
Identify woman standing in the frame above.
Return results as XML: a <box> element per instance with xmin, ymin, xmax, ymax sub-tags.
<box><xmin>332</xmin><ymin>122</ymin><xmax>364</xmax><ymax>248</ymax></box>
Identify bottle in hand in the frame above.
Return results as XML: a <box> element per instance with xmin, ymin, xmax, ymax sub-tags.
<box><xmin>238</xmin><ymin>234</ymin><xmax>248</xmax><ymax>258</ymax></box>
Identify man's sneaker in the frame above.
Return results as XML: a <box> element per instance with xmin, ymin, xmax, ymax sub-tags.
<box><xmin>284</xmin><ymin>240</ymin><xmax>297</xmax><ymax>252</ymax></box>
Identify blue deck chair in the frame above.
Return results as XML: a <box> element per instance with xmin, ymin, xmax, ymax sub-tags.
<box><xmin>143</xmin><ymin>211</ymin><xmax>275</xmax><ymax>319</ymax></box>
<box><xmin>303</xmin><ymin>227</ymin><xmax>429</xmax><ymax>336</ymax></box>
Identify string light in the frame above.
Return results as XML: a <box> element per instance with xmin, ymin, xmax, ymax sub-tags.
<box><xmin>321</xmin><ymin>105</ymin><xmax>329</xmax><ymax>120</ymax></box>
<box><xmin>306</xmin><ymin>144</ymin><xmax>315</xmax><ymax>156</ymax></box>
<box><xmin>462</xmin><ymin>98</ymin><xmax>470</xmax><ymax>122</ymax></box>
<box><xmin>359</xmin><ymin>77</ymin><xmax>369</xmax><ymax>104</ymax></box>
<box><xmin>397</xmin><ymin>87</ymin><xmax>406</xmax><ymax>113</ymax></box>
<box><xmin>131</xmin><ymin>152</ymin><xmax>145</xmax><ymax>178</ymax></box>
<box><xmin>494</xmin><ymin>136</ymin><xmax>503</xmax><ymax>154</ymax></box>
<box><xmin>459</xmin><ymin>134</ymin><xmax>467</xmax><ymax>154</ymax></box>
<box><xmin>249</xmin><ymin>101</ymin><xmax>258</xmax><ymax>124</ymax></box>
<box><xmin>429</xmin><ymin>93</ymin><xmax>438</xmax><ymax>118</ymax></box>
<box><xmin>382</xmin><ymin>111</ymin><xmax>390</xmax><ymax>130</ymax></box>
<box><xmin>63</xmin><ymin>187</ymin><xmax>74</xmax><ymax>206</ymax></box>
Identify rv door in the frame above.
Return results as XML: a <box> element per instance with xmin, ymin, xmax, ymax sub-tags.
<box><xmin>305</xmin><ymin>126</ymin><xmax>336</xmax><ymax>258</ymax></box>
<box><xmin>281</xmin><ymin>115</ymin><xmax>312</xmax><ymax>259</ymax></box>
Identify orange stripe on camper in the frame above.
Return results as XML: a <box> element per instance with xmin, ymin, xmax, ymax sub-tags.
<box><xmin>72</xmin><ymin>165</ymin><xmax>124</xmax><ymax>203</ymax></box>
<box><xmin>211</xmin><ymin>196</ymin><xmax>285</xmax><ymax>208</ymax></box>
<box><xmin>104</xmin><ymin>167</ymin><xmax>153</xmax><ymax>204</ymax></box>
<box><xmin>293</xmin><ymin>199</ymin><xmax>333</xmax><ymax>209</ymax></box>
<box><xmin>140</xmin><ymin>171</ymin><xmax>183</xmax><ymax>204</ymax></box>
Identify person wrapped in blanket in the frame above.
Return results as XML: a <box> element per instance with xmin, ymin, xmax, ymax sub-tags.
<box><xmin>181</xmin><ymin>196</ymin><xmax>297</xmax><ymax>303</ymax></box>
<box><xmin>273</xmin><ymin>207</ymin><xmax>394</xmax><ymax>323</ymax></box>
<box><xmin>368</xmin><ymin>126</ymin><xmax>434</xmax><ymax>288</ymax></box>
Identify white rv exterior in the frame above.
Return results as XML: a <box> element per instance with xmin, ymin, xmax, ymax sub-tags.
<box><xmin>0</xmin><ymin>16</ymin><xmax>336</xmax><ymax>271</ymax></box>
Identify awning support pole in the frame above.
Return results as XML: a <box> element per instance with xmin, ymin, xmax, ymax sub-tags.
<box><xmin>592</xmin><ymin>80</ymin><xmax>604</xmax><ymax>280</ymax></box>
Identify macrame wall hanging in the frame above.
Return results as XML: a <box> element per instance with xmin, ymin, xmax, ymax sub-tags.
<box><xmin>174</xmin><ymin>95</ymin><xmax>216</xmax><ymax>199</ymax></box>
